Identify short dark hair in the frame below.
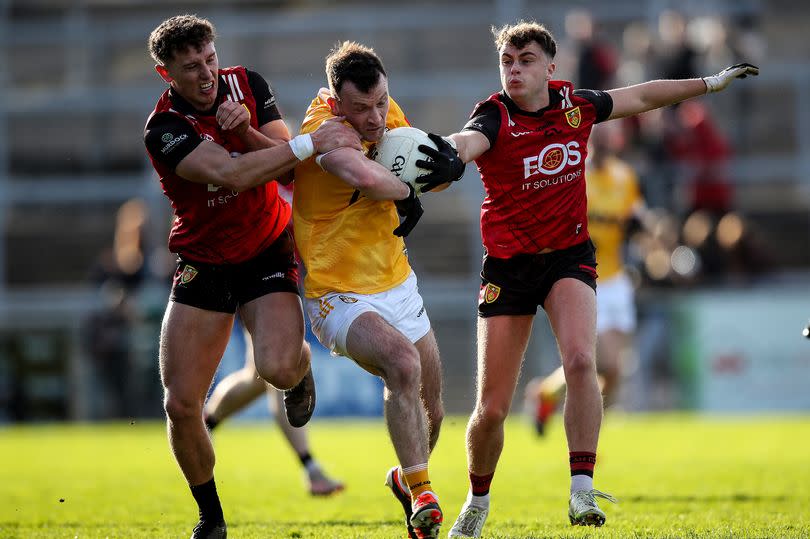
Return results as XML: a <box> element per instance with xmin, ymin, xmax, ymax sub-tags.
<box><xmin>325</xmin><ymin>41</ymin><xmax>387</xmax><ymax>95</ymax></box>
<box><xmin>148</xmin><ymin>14</ymin><xmax>216</xmax><ymax>65</ymax></box>
<box><xmin>492</xmin><ymin>20</ymin><xmax>557</xmax><ymax>58</ymax></box>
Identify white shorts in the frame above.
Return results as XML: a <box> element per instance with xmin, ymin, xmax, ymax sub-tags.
<box><xmin>596</xmin><ymin>272</ymin><xmax>636</xmax><ymax>334</ymax></box>
<box><xmin>304</xmin><ymin>271</ymin><xmax>431</xmax><ymax>357</ymax></box>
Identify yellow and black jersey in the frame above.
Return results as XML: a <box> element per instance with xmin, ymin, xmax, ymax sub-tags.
<box><xmin>586</xmin><ymin>156</ymin><xmax>642</xmax><ymax>281</ymax></box>
<box><xmin>293</xmin><ymin>89</ymin><xmax>412</xmax><ymax>298</ymax></box>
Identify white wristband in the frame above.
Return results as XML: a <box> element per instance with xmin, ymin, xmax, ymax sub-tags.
<box><xmin>314</xmin><ymin>148</ymin><xmax>339</xmax><ymax>170</ymax></box>
<box><xmin>289</xmin><ymin>134</ymin><xmax>314</xmax><ymax>161</ymax></box>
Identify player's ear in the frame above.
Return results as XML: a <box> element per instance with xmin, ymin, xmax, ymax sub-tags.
<box><xmin>546</xmin><ymin>61</ymin><xmax>556</xmax><ymax>81</ymax></box>
<box><xmin>327</xmin><ymin>95</ymin><xmax>340</xmax><ymax>116</ymax></box>
<box><xmin>155</xmin><ymin>64</ymin><xmax>173</xmax><ymax>83</ymax></box>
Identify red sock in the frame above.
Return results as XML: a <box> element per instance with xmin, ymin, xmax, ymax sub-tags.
<box><xmin>569</xmin><ymin>451</ymin><xmax>596</xmax><ymax>477</ymax></box>
<box><xmin>470</xmin><ymin>472</ymin><xmax>495</xmax><ymax>496</ymax></box>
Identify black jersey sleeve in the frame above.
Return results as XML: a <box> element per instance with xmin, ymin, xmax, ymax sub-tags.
<box><xmin>144</xmin><ymin>113</ymin><xmax>203</xmax><ymax>171</ymax></box>
<box><xmin>573</xmin><ymin>89</ymin><xmax>613</xmax><ymax>123</ymax></box>
<box><xmin>461</xmin><ymin>100</ymin><xmax>501</xmax><ymax>148</ymax></box>
<box><xmin>246</xmin><ymin>69</ymin><xmax>283</xmax><ymax>127</ymax></box>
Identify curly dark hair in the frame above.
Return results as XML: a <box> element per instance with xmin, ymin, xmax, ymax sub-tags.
<box><xmin>492</xmin><ymin>20</ymin><xmax>557</xmax><ymax>58</ymax></box>
<box><xmin>148</xmin><ymin>14</ymin><xmax>216</xmax><ymax>65</ymax></box>
<box><xmin>325</xmin><ymin>41</ymin><xmax>387</xmax><ymax>95</ymax></box>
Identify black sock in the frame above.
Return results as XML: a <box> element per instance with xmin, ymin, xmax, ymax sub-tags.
<box><xmin>190</xmin><ymin>477</ymin><xmax>224</xmax><ymax>522</ymax></box>
<box><xmin>204</xmin><ymin>414</ymin><xmax>219</xmax><ymax>431</ymax></box>
<box><xmin>298</xmin><ymin>451</ymin><xmax>313</xmax><ymax>468</ymax></box>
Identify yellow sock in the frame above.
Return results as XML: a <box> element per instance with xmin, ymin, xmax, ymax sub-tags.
<box><xmin>402</xmin><ymin>463</ymin><xmax>432</xmax><ymax>498</ymax></box>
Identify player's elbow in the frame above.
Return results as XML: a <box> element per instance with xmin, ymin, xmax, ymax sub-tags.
<box><xmin>351</xmin><ymin>169</ymin><xmax>379</xmax><ymax>192</ymax></box>
<box><xmin>211</xmin><ymin>177</ymin><xmax>248</xmax><ymax>193</ymax></box>
<box><xmin>211</xmin><ymin>165</ymin><xmax>253</xmax><ymax>193</ymax></box>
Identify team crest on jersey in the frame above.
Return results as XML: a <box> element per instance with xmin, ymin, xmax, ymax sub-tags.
<box><xmin>338</xmin><ymin>295</ymin><xmax>358</xmax><ymax>304</ymax></box>
<box><xmin>179</xmin><ymin>265</ymin><xmax>198</xmax><ymax>285</ymax></box>
<box><xmin>565</xmin><ymin>107</ymin><xmax>582</xmax><ymax>128</ymax></box>
<box><xmin>483</xmin><ymin>283</ymin><xmax>501</xmax><ymax>304</ymax></box>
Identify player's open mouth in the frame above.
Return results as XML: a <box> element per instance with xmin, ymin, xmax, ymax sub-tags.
<box><xmin>200</xmin><ymin>81</ymin><xmax>214</xmax><ymax>92</ymax></box>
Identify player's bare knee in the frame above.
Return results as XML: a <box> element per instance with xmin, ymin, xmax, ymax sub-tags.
<box><xmin>254</xmin><ymin>357</ymin><xmax>299</xmax><ymax>390</ymax></box>
<box><xmin>254</xmin><ymin>340</ymin><xmax>304</xmax><ymax>388</ymax></box>
<box><xmin>163</xmin><ymin>392</ymin><xmax>201</xmax><ymax>423</ymax></box>
<box><xmin>562</xmin><ymin>349</ymin><xmax>596</xmax><ymax>382</ymax></box>
<box><xmin>260</xmin><ymin>368</ymin><xmax>298</xmax><ymax>390</ymax></box>
<box><xmin>475</xmin><ymin>399</ymin><xmax>510</xmax><ymax>427</ymax></box>
<box><xmin>382</xmin><ymin>346</ymin><xmax>422</xmax><ymax>394</ymax></box>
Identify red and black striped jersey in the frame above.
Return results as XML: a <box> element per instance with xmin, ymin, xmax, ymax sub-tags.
<box><xmin>463</xmin><ymin>80</ymin><xmax>612</xmax><ymax>258</ymax></box>
<box><xmin>144</xmin><ymin>66</ymin><xmax>289</xmax><ymax>264</ymax></box>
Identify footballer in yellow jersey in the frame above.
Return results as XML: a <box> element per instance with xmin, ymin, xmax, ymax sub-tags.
<box><xmin>294</xmin><ymin>89</ymin><xmax>412</xmax><ymax>299</ymax></box>
<box><xmin>586</xmin><ymin>154</ymin><xmax>643</xmax><ymax>281</ymax></box>
<box><xmin>291</xmin><ymin>42</ymin><xmax>464</xmax><ymax>539</ymax></box>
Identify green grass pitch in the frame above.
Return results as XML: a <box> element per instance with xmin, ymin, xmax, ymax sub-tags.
<box><xmin>2</xmin><ymin>414</ymin><xmax>809</xmax><ymax>538</ymax></box>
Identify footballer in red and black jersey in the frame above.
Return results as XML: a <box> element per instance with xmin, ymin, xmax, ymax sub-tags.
<box><xmin>144</xmin><ymin>66</ymin><xmax>289</xmax><ymax>265</ymax></box>
<box><xmin>462</xmin><ymin>80</ymin><xmax>612</xmax><ymax>258</ymax></box>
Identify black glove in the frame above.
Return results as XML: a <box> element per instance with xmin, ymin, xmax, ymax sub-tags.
<box><xmin>393</xmin><ymin>183</ymin><xmax>424</xmax><ymax>238</ymax></box>
<box><xmin>414</xmin><ymin>133</ymin><xmax>466</xmax><ymax>194</ymax></box>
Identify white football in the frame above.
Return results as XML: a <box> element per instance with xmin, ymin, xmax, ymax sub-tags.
<box><xmin>370</xmin><ymin>126</ymin><xmax>437</xmax><ymax>194</ymax></box>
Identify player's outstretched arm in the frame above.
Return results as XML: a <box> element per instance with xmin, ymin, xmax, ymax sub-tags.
<box><xmin>449</xmin><ymin>130</ymin><xmax>491</xmax><ymax>165</ymax></box>
<box><xmin>175</xmin><ymin>117</ymin><xmax>361</xmax><ymax>192</ymax></box>
<box><xmin>607</xmin><ymin>63</ymin><xmax>759</xmax><ymax>120</ymax></box>
<box><xmin>413</xmin><ymin>133</ymin><xmax>466</xmax><ymax>194</ymax></box>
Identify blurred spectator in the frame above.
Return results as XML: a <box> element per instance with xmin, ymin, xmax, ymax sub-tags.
<box><xmin>617</xmin><ymin>22</ymin><xmax>654</xmax><ymax>87</ymax></box>
<box><xmin>563</xmin><ymin>9</ymin><xmax>620</xmax><ymax>90</ymax></box>
<box><xmin>654</xmin><ymin>10</ymin><xmax>699</xmax><ymax>80</ymax></box>
<box><xmin>664</xmin><ymin>100</ymin><xmax>732</xmax><ymax>217</ymax></box>
<box><xmin>89</xmin><ymin>198</ymin><xmax>149</xmax><ymax>292</ymax></box>
<box><xmin>80</xmin><ymin>281</ymin><xmax>137</xmax><ymax>418</ymax></box>
<box><xmin>82</xmin><ymin>197</ymin><xmax>149</xmax><ymax>419</ymax></box>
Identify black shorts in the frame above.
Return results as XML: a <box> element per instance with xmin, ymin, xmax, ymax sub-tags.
<box><xmin>170</xmin><ymin>229</ymin><xmax>300</xmax><ymax>314</ymax></box>
<box><xmin>478</xmin><ymin>240</ymin><xmax>598</xmax><ymax>318</ymax></box>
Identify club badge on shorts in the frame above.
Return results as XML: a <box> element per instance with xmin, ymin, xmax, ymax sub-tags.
<box><xmin>483</xmin><ymin>283</ymin><xmax>501</xmax><ymax>304</ymax></box>
<box><xmin>178</xmin><ymin>265</ymin><xmax>198</xmax><ymax>285</ymax></box>
<box><xmin>565</xmin><ymin>106</ymin><xmax>582</xmax><ymax>128</ymax></box>
<box><xmin>318</xmin><ymin>298</ymin><xmax>334</xmax><ymax>319</ymax></box>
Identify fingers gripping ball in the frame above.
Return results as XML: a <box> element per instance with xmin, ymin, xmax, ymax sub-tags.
<box><xmin>370</xmin><ymin>127</ymin><xmax>438</xmax><ymax>195</ymax></box>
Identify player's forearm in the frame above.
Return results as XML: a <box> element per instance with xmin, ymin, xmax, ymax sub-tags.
<box><xmin>450</xmin><ymin>131</ymin><xmax>489</xmax><ymax>164</ymax></box>
<box><xmin>236</xmin><ymin>126</ymin><xmax>288</xmax><ymax>152</ymax></box>
<box><xmin>609</xmin><ymin>79</ymin><xmax>707</xmax><ymax>119</ymax></box>
<box><xmin>320</xmin><ymin>150</ymin><xmax>410</xmax><ymax>201</ymax></box>
<box><xmin>352</xmin><ymin>164</ymin><xmax>411</xmax><ymax>201</ymax></box>
<box><xmin>214</xmin><ymin>143</ymin><xmax>300</xmax><ymax>192</ymax></box>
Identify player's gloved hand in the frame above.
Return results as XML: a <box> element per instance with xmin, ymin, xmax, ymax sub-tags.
<box><xmin>702</xmin><ymin>63</ymin><xmax>759</xmax><ymax>93</ymax></box>
<box><xmin>414</xmin><ymin>133</ymin><xmax>466</xmax><ymax>194</ymax></box>
<box><xmin>393</xmin><ymin>183</ymin><xmax>424</xmax><ymax>238</ymax></box>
